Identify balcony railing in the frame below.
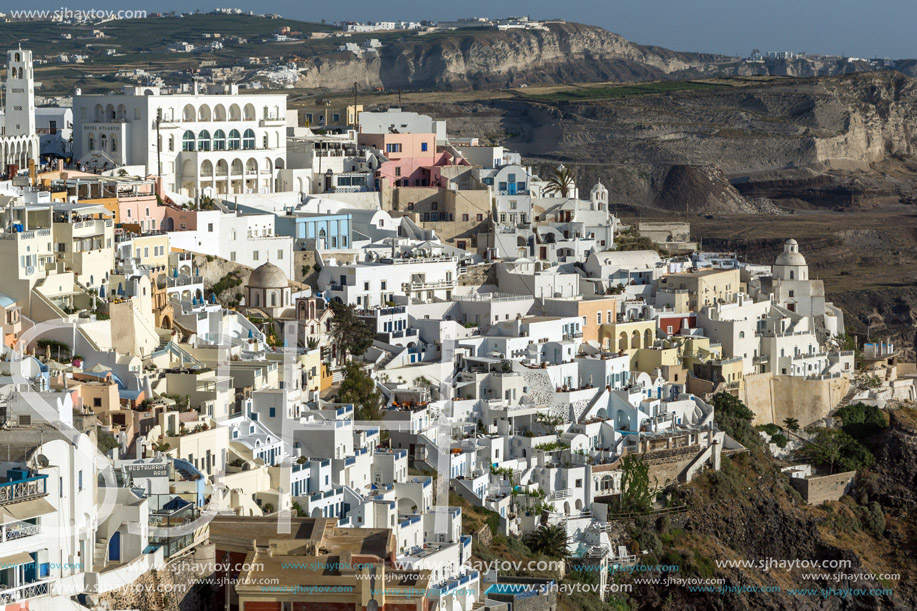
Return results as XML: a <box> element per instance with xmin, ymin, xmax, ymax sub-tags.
<box><xmin>4</xmin><ymin>522</ymin><xmax>39</xmax><ymax>541</ymax></box>
<box><xmin>0</xmin><ymin>475</ymin><xmax>48</xmax><ymax>505</ymax></box>
<box><xmin>0</xmin><ymin>580</ymin><xmax>51</xmax><ymax>605</ymax></box>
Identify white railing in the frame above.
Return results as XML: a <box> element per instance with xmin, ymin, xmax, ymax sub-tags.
<box><xmin>4</xmin><ymin>522</ymin><xmax>39</xmax><ymax>541</ymax></box>
<box><xmin>0</xmin><ymin>580</ymin><xmax>51</xmax><ymax>605</ymax></box>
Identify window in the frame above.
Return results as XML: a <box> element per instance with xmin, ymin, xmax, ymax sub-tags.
<box><xmin>386</xmin><ymin>143</ymin><xmax>402</xmax><ymax>153</ymax></box>
<box><xmin>789</xmin><ymin>290</ymin><xmax>795</xmax><ymax>298</ymax></box>
<box><xmin>252</xmin><ymin>251</ymin><xmax>259</xmax><ymax>261</ymax></box>
<box><xmin>207</xmin><ymin>223</ymin><xmax>214</xmax><ymax>232</ymax></box>
<box><xmin>277</xmin><ymin>250</ymin><xmax>284</xmax><ymax>259</ymax></box>
<box><xmin>213</xmin><ymin>129</ymin><xmax>226</xmax><ymax>150</ymax></box>
<box><xmin>476</xmin><ymin>214</ymin><xmax>483</xmax><ymax>222</ymax></box>
<box><xmin>462</xmin><ymin>214</ymin><xmax>469</xmax><ymax>222</ymax></box>
<box><xmin>230</xmin><ymin>252</ymin><xmax>236</xmax><ymax>262</ymax></box>
<box><xmin>364</xmin><ymin>282</ymin><xmax>370</xmax><ymax>290</ymax></box>
<box><xmin>242</xmin><ymin>129</ymin><xmax>256</xmax><ymax>149</ymax></box>
<box><xmin>509</xmin><ymin>201</ymin><xmax>517</xmax><ymax>210</ymax></box>
<box><xmin>596</xmin><ymin>312</ymin><xmax>602</xmax><ymax>325</ymax></box>
<box><xmin>78</xmin><ymin>470</ymin><xmax>83</xmax><ymax>491</ymax></box>
<box><xmin>111</xmin><ymin>137</ymin><xmax>117</xmax><ymax>152</ymax></box>
<box><xmin>228</xmin><ymin>129</ymin><xmax>241</xmax><ymax>150</ymax></box>
<box><xmin>332</xmin><ymin>113</ymin><xmax>340</xmax><ymax>122</ymax></box>
<box><xmin>182</xmin><ymin>130</ymin><xmax>195</xmax><ymax>152</ymax></box>
<box><xmin>431</xmin><ymin>201</ymin><xmax>438</xmax><ymax>210</ymax></box>
<box><xmin>394</xmin><ymin>167</ymin><xmax>401</xmax><ymax>177</ymax></box>
<box><xmin>381</xmin><ymin>281</ymin><xmax>387</xmax><ymax>290</ymax></box>
<box><xmin>197</xmin><ymin>129</ymin><xmax>211</xmax><ymax>151</ymax></box>
<box><xmin>421</xmin><ymin>142</ymin><xmax>428</xmax><ymax>152</ymax></box>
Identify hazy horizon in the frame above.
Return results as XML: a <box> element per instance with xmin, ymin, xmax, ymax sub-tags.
<box><xmin>14</xmin><ymin>0</ymin><xmax>917</xmax><ymax>59</ymax></box>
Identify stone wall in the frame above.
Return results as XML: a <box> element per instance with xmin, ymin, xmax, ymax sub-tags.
<box><xmin>742</xmin><ymin>373</ymin><xmax>850</xmax><ymax>427</ymax></box>
<box><xmin>94</xmin><ymin>547</ymin><xmax>214</xmax><ymax>611</ymax></box>
<box><xmin>790</xmin><ymin>471</ymin><xmax>856</xmax><ymax>504</ymax></box>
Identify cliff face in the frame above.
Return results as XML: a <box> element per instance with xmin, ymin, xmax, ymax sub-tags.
<box><xmin>440</xmin><ymin>72</ymin><xmax>917</xmax><ymax>184</ymax></box>
<box><xmin>296</xmin><ymin>22</ymin><xmax>728</xmax><ymax>90</ymax></box>
<box><xmin>293</xmin><ymin>23</ymin><xmax>917</xmax><ymax>92</ymax></box>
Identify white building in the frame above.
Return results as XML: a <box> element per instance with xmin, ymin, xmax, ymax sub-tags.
<box><xmin>72</xmin><ymin>85</ymin><xmax>288</xmax><ymax>197</ymax></box>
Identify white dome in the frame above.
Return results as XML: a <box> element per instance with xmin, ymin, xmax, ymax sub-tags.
<box><xmin>775</xmin><ymin>239</ymin><xmax>806</xmax><ymax>267</ymax></box>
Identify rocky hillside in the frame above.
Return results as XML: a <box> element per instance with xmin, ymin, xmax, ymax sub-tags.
<box><xmin>296</xmin><ymin>22</ymin><xmax>731</xmax><ymax>91</ymax></box>
<box><xmin>432</xmin><ymin>72</ymin><xmax>917</xmax><ymax>210</ymax></box>
<box><xmin>294</xmin><ymin>22</ymin><xmax>917</xmax><ymax>92</ymax></box>
<box><xmin>610</xmin><ymin>409</ymin><xmax>916</xmax><ymax>610</ymax></box>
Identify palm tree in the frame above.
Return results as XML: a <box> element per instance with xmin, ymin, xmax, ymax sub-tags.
<box><xmin>524</xmin><ymin>524</ymin><xmax>569</xmax><ymax>558</ymax></box>
<box><xmin>544</xmin><ymin>164</ymin><xmax>576</xmax><ymax>198</ymax></box>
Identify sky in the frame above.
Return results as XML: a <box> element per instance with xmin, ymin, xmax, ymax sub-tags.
<box><xmin>19</xmin><ymin>0</ymin><xmax>917</xmax><ymax>59</ymax></box>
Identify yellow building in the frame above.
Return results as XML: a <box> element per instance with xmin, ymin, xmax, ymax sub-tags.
<box><xmin>125</xmin><ymin>233</ymin><xmax>170</xmax><ymax>269</ymax></box>
<box><xmin>299</xmin><ymin>348</ymin><xmax>323</xmax><ymax>400</ymax></box>
<box><xmin>658</xmin><ymin>268</ymin><xmax>741</xmax><ymax>310</ymax></box>
<box><xmin>599</xmin><ymin>319</ymin><xmax>658</xmax><ymax>356</ymax></box>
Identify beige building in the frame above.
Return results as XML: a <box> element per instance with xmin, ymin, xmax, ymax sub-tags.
<box><xmin>657</xmin><ymin>268</ymin><xmax>741</xmax><ymax>311</ymax></box>
<box><xmin>386</xmin><ymin>170</ymin><xmax>492</xmax><ymax>254</ymax></box>
<box><xmin>300</xmin><ymin>101</ymin><xmax>363</xmax><ymax>130</ymax></box>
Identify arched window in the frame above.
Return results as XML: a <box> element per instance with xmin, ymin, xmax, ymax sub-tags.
<box><xmin>242</xmin><ymin>129</ymin><xmax>256</xmax><ymax>149</ymax></box>
<box><xmin>213</xmin><ymin>130</ymin><xmax>226</xmax><ymax>151</ymax></box>
<box><xmin>271</xmin><ymin>293</ymin><xmax>277</xmax><ymax>307</ymax></box>
<box><xmin>739</xmin><ymin>331</ymin><xmax>745</xmax><ymax>339</ymax></box>
<box><xmin>182</xmin><ymin>130</ymin><xmax>196</xmax><ymax>152</ymax></box>
<box><xmin>228</xmin><ymin>129</ymin><xmax>241</xmax><ymax>150</ymax></box>
<box><xmin>111</xmin><ymin>137</ymin><xmax>118</xmax><ymax>153</ymax></box>
<box><xmin>197</xmin><ymin>130</ymin><xmax>211</xmax><ymax>152</ymax></box>
<box><xmin>88</xmin><ymin>135</ymin><xmax>95</xmax><ymax>150</ymax></box>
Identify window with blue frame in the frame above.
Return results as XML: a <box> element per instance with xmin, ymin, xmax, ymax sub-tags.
<box><xmin>421</xmin><ymin>142</ymin><xmax>428</xmax><ymax>152</ymax></box>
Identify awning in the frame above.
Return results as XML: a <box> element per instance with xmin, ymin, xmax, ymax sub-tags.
<box><xmin>1</xmin><ymin>498</ymin><xmax>55</xmax><ymax>522</ymax></box>
<box><xmin>0</xmin><ymin>552</ymin><xmax>34</xmax><ymax>567</ymax></box>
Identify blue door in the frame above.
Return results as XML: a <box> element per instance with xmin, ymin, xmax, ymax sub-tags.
<box><xmin>109</xmin><ymin>532</ymin><xmax>121</xmax><ymax>562</ymax></box>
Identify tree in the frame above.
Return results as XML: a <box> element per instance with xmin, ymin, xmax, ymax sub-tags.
<box><xmin>711</xmin><ymin>392</ymin><xmax>759</xmax><ymax>448</ymax></box>
<box><xmin>836</xmin><ymin>402</ymin><xmax>887</xmax><ymax>442</ymax></box>
<box><xmin>543</xmin><ymin>164</ymin><xmax>576</xmax><ymax>198</ymax></box>
<box><xmin>783</xmin><ymin>417</ymin><xmax>800</xmax><ymax>433</ymax></box>
<box><xmin>329</xmin><ymin>301</ymin><xmax>374</xmax><ymax>362</ymax></box>
<box><xmin>801</xmin><ymin>428</ymin><xmax>874</xmax><ymax>474</ymax></box>
<box><xmin>524</xmin><ymin>524</ymin><xmax>568</xmax><ymax>558</ymax></box>
<box><xmin>338</xmin><ymin>361</ymin><xmax>382</xmax><ymax>420</ymax></box>
<box><xmin>619</xmin><ymin>454</ymin><xmax>656</xmax><ymax>514</ymax></box>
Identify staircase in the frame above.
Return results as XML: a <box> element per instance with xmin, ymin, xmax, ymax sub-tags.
<box><xmin>93</xmin><ymin>538</ymin><xmax>107</xmax><ymax>570</ymax></box>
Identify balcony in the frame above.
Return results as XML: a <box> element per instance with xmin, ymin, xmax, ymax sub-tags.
<box><xmin>0</xmin><ymin>475</ymin><xmax>47</xmax><ymax>505</ymax></box>
<box><xmin>0</xmin><ymin>580</ymin><xmax>51</xmax><ymax>606</ymax></box>
<box><xmin>3</xmin><ymin>521</ymin><xmax>39</xmax><ymax>541</ymax></box>
<box><xmin>407</xmin><ymin>280</ymin><xmax>455</xmax><ymax>292</ymax></box>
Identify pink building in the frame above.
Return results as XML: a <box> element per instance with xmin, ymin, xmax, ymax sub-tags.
<box><xmin>375</xmin><ymin>150</ymin><xmax>470</xmax><ymax>190</ymax></box>
<box><xmin>358</xmin><ymin>132</ymin><xmax>436</xmax><ymax>161</ymax></box>
<box><xmin>162</xmin><ymin>205</ymin><xmax>200</xmax><ymax>231</ymax></box>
